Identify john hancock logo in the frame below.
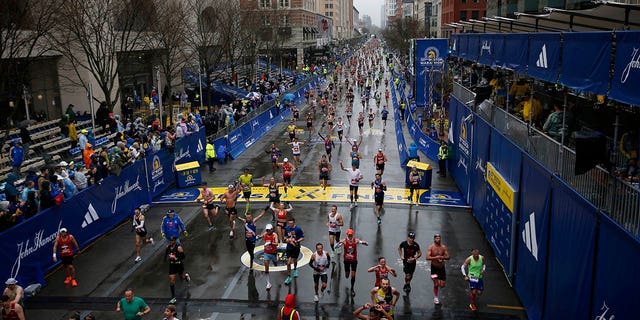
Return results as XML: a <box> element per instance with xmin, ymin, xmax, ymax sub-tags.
<box><xmin>621</xmin><ymin>47</ymin><xmax>640</xmax><ymax>84</ymax></box>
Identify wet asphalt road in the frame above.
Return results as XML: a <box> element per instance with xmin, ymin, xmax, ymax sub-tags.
<box><xmin>26</xmin><ymin>66</ymin><xmax>526</xmax><ymax>320</ymax></box>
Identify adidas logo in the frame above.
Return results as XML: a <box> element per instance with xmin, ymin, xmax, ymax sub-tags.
<box><xmin>536</xmin><ymin>45</ymin><xmax>548</xmax><ymax>69</ymax></box>
<box><xmin>197</xmin><ymin>140</ymin><xmax>203</xmax><ymax>153</ymax></box>
<box><xmin>452</xmin><ymin>40</ymin><xmax>457</xmax><ymax>51</ymax></box>
<box><xmin>81</xmin><ymin>204</ymin><xmax>99</xmax><ymax>228</ymax></box>
<box><xmin>522</xmin><ymin>212</ymin><xmax>538</xmax><ymax>260</ymax></box>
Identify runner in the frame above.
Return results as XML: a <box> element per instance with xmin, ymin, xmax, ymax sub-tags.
<box><xmin>116</xmin><ymin>289</ymin><xmax>150</xmax><ymax>320</ymax></box>
<box><xmin>426</xmin><ymin>234</ymin><xmax>450</xmax><ymax>305</ymax></box>
<box><xmin>261</xmin><ymin>176</ymin><xmax>284</xmax><ymax>221</ymax></box>
<box><xmin>369</xmin><ymin>278</ymin><xmax>400</xmax><ymax>318</ymax></box>
<box><xmin>408</xmin><ymin>165</ymin><xmax>422</xmax><ymax>204</ymax></box>
<box><xmin>368</xmin><ymin>108</ymin><xmax>375</xmax><ymax>129</ymax></box>
<box><xmin>220</xmin><ymin>184</ymin><xmax>241</xmax><ymax>239</ymax></box>
<box><xmin>199</xmin><ymin>181</ymin><xmax>218</xmax><ymax>230</ymax></box>
<box><xmin>371</xmin><ymin>174</ymin><xmax>387</xmax><ymax>224</ymax></box>
<box><xmin>310</xmin><ymin>243</ymin><xmax>331</xmax><ymax>302</ymax></box>
<box><xmin>340</xmin><ymin>160</ymin><xmax>363</xmax><ymax>208</ymax></box>
<box><xmin>373</xmin><ymin>149</ymin><xmax>388</xmax><ymax>175</ymax></box>
<box><xmin>132</xmin><ymin>207</ymin><xmax>154</xmax><ymax>262</ymax></box>
<box><xmin>366</xmin><ymin>256</ymin><xmax>397</xmax><ymax>287</ymax></box>
<box><xmin>461</xmin><ymin>249</ymin><xmax>486</xmax><ymax>311</ymax></box>
<box><xmin>161</xmin><ymin>210</ymin><xmax>187</xmax><ymax>242</ymax></box>
<box><xmin>267</xmin><ymin>143</ymin><xmax>282</xmax><ymax>176</ymax></box>
<box><xmin>353</xmin><ymin>303</ymin><xmax>392</xmax><ymax>320</ymax></box>
<box><xmin>166</xmin><ymin>236</ymin><xmax>190</xmax><ymax>304</ymax></box>
<box><xmin>318</xmin><ymin>132</ymin><xmax>335</xmax><ymax>162</ymax></box>
<box><xmin>283</xmin><ymin>218</ymin><xmax>305</xmax><ymax>285</ymax></box>
<box><xmin>346</xmin><ymin>105</ymin><xmax>353</xmax><ymax>123</ymax></box>
<box><xmin>162</xmin><ymin>304</ymin><xmax>179</xmax><ymax>320</ymax></box>
<box><xmin>326</xmin><ymin>205</ymin><xmax>344</xmax><ymax>255</ymax></box>
<box><xmin>357</xmin><ymin>112</ymin><xmax>365</xmax><ymax>136</ymax></box>
<box><xmin>318</xmin><ymin>155</ymin><xmax>332</xmax><ymax>192</ymax></box>
<box><xmin>348</xmin><ymin>145</ymin><xmax>362</xmax><ymax>169</ymax></box>
<box><xmin>238</xmin><ymin>169</ymin><xmax>254</xmax><ymax>212</ymax></box>
<box><xmin>398</xmin><ymin>232</ymin><xmax>422</xmax><ymax>293</ymax></box>
<box><xmin>380</xmin><ymin>106</ymin><xmax>389</xmax><ymax>130</ymax></box>
<box><xmin>335</xmin><ymin>116</ymin><xmax>346</xmax><ymax>142</ymax></box>
<box><xmin>336</xmin><ymin>228</ymin><xmax>368</xmax><ymax>296</ymax></box>
<box><xmin>277</xmin><ymin>158</ymin><xmax>296</xmax><ymax>197</ymax></box>
<box><xmin>270</xmin><ymin>201</ymin><xmax>293</xmax><ymax>243</ymax></box>
<box><xmin>258</xmin><ymin>224</ymin><xmax>279</xmax><ymax>290</ymax></box>
<box><xmin>292</xmin><ymin>105</ymin><xmax>300</xmax><ymax>122</ymax></box>
<box><xmin>52</xmin><ymin>227</ymin><xmax>80</xmax><ymax>287</ymax></box>
<box><xmin>286</xmin><ymin>121</ymin><xmax>297</xmax><ymax>141</ymax></box>
<box><xmin>306</xmin><ymin>112</ymin><xmax>314</xmax><ymax>136</ymax></box>
<box><xmin>286</xmin><ymin>138</ymin><xmax>305</xmax><ymax>166</ymax></box>
<box><xmin>237</xmin><ymin>209</ymin><xmax>267</xmax><ymax>269</ymax></box>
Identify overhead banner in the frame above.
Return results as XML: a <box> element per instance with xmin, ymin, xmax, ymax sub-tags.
<box><xmin>477</xmin><ymin>34</ymin><xmax>497</xmax><ymax>66</ymax></box>
<box><xmin>459</xmin><ymin>33</ymin><xmax>469</xmax><ymax>59</ymax></box>
<box><xmin>466</xmin><ymin>34</ymin><xmax>479</xmax><ymax>62</ymax></box>
<box><xmin>610</xmin><ymin>31</ymin><xmax>640</xmax><ymax>106</ymax></box>
<box><xmin>514</xmin><ymin>157</ymin><xmax>552</xmax><ymax>320</ymax></box>
<box><xmin>559</xmin><ymin>32</ymin><xmax>612</xmax><ymax>95</ymax></box>
<box><xmin>545</xmin><ymin>180</ymin><xmax>598</xmax><ymax>319</ymax></box>
<box><xmin>493</xmin><ymin>33</ymin><xmax>506</xmax><ymax>68</ymax></box>
<box><xmin>503</xmin><ymin>33</ymin><xmax>529</xmax><ymax>73</ymax></box>
<box><xmin>414</xmin><ymin>38</ymin><xmax>449</xmax><ymax>107</ymax></box>
<box><xmin>450</xmin><ymin>34</ymin><xmax>460</xmax><ymax>57</ymax></box>
<box><xmin>527</xmin><ymin>33</ymin><xmax>561</xmax><ymax>83</ymax></box>
<box><xmin>591</xmin><ymin>214</ymin><xmax>640</xmax><ymax>320</ymax></box>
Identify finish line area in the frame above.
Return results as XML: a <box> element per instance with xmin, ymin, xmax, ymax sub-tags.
<box><xmin>154</xmin><ymin>186</ymin><xmax>469</xmax><ymax>207</ymax></box>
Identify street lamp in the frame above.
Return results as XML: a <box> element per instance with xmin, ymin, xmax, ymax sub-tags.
<box><xmin>156</xmin><ymin>66</ymin><xmax>163</xmax><ymax>127</ymax></box>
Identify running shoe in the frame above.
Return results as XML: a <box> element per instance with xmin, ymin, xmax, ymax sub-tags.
<box><xmin>64</xmin><ymin>276</ymin><xmax>72</xmax><ymax>285</ymax></box>
<box><xmin>377</xmin><ymin>218</ymin><xmax>381</xmax><ymax>225</ymax></box>
<box><xmin>208</xmin><ymin>224</ymin><xmax>215</xmax><ymax>231</ymax></box>
<box><xmin>469</xmin><ymin>303</ymin><xmax>477</xmax><ymax>311</ymax></box>
<box><xmin>169</xmin><ymin>297</ymin><xmax>177</xmax><ymax>304</ymax></box>
<box><xmin>314</xmin><ymin>294</ymin><xmax>319</xmax><ymax>302</ymax></box>
<box><xmin>293</xmin><ymin>270</ymin><xmax>298</xmax><ymax>278</ymax></box>
<box><xmin>71</xmin><ymin>279</ymin><xmax>78</xmax><ymax>287</ymax></box>
<box><xmin>354</xmin><ymin>202</ymin><xmax>358</xmax><ymax>207</ymax></box>
<box><xmin>434</xmin><ymin>297</ymin><xmax>440</xmax><ymax>305</ymax></box>
<box><xmin>184</xmin><ymin>273</ymin><xmax>191</xmax><ymax>283</ymax></box>
<box><xmin>229</xmin><ymin>230</ymin><xmax>234</xmax><ymax>239</ymax></box>
<box><xmin>351</xmin><ymin>288</ymin><xmax>356</xmax><ymax>297</ymax></box>
<box><xmin>149</xmin><ymin>238</ymin><xmax>154</xmax><ymax>244</ymax></box>
<box><xmin>134</xmin><ymin>256</ymin><xmax>142</xmax><ymax>262</ymax></box>
<box><xmin>284</xmin><ymin>276</ymin><xmax>291</xmax><ymax>285</ymax></box>
<box><xmin>266</xmin><ymin>282</ymin><xmax>272</xmax><ymax>290</ymax></box>
<box><xmin>350</xmin><ymin>203</ymin><xmax>355</xmax><ymax>209</ymax></box>
<box><xmin>214</xmin><ymin>204</ymin><xmax>220</xmax><ymax>210</ymax></box>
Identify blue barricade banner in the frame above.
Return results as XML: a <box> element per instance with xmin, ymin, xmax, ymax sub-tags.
<box><xmin>450</xmin><ymin>98</ymin><xmax>471</xmax><ymax>200</ymax></box>
<box><xmin>527</xmin><ymin>33</ymin><xmax>561</xmax><ymax>83</ymax></box>
<box><xmin>471</xmin><ymin>117</ymin><xmax>491</xmax><ymax>214</ymax></box>
<box><xmin>560</xmin><ymin>32</ymin><xmax>612</xmax><ymax>95</ymax></box>
<box><xmin>514</xmin><ymin>157</ymin><xmax>552</xmax><ymax>320</ymax></box>
<box><xmin>390</xmin><ymin>85</ymin><xmax>409</xmax><ymax>166</ymax></box>
<box><xmin>466</xmin><ymin>34</ymin><xmax>479</xmax><ymax>62</ymax></box>
<box><xmin>545</xmin><ymin>180</ymin><xmax>597</xmax><ymax>320</ymax></box>
<box><xmin>503</xmin><ymin>33</ymin><xmax>529</xmax><ymax>73</ymax></box>
<box><xmin>1</xmin><ymin>159</ymin><xmax>152</xmax><ymax>286</ymax></box>
<box><xmin>174</xmin><ymin>130</ymin><xmax>206</xmax><ymax>165</ymax></box>
<box><xmin>407</xmin><ymin>113</ymin><xmax>439</xmax><ymax>161</ymax></box>
<box><xmin>451</xmin><ymin>34</ymin><xmax>459</xmax><ymax>56</ymax></box>
<box><xmin>147</xmin><ymin>149</ymin><xmax>177</xmax><ymax>198</ymax></box>
<box><xmin>591</xmin><ymin>214</ymin><xmax>640</xmax><ymax>320</ymax></box>
<box><xmin>477</xmin><ymin>34</ymin><xmax>496</xmax><ymax>66</ymax></box>
<box><xmin>609</xmin><ymin>31</ymin><xmax>640</xmax><ymax>106</ymax></box>
<box><xmin>493</xmin><ymin>33</ymin><xmax>506</xmax><ymax>68</ymax></box>
<box><xmin>489</xmin><ymin>130</ymin><xmax>522</xmax><ymax>187</ymax></box>
<box><xmin>414</xmin><ymin>38</ymin><xmax>448</xmax><ymax>107</ymax></box>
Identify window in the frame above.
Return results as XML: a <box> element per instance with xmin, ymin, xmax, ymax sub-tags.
<box><xmin>282</xmin><ymin>15</ymin><xmax>289</xmax><ymax>25</ymax></box>
<box><xmin>279</xmin><ymin>0</ymin><xmax>290</xmax><ymax>8</ymax></box>
<box><xmin>325</xmin><ymin>11</ymin><xmax>333</xmax><ymax>17</ymax></box>
<box><xmin>262</xmin><ymin>15</ymin><xmax>270</xmax><ymax>26</ymax></box>
<box><xmin>259</xmin><ymin>0</ymin><xmax>270</xmax><ymax>8</ymax></box>
<box><xmin>471</xmin><ymin>10</ymin><xmax>479</xmax><ymax>20</ymax></box>
<box><xmin>460</xmin><ymin>10</ymin><xmax>467</xmax><ymax>21</ymax></box>
<box><xmin>461</xmin><ymin>0</ymin><xmax>467</xmax><ymax>3</ymax></box>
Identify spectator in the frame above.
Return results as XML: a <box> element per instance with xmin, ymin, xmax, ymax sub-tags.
<box><xmin>65</xmin><ymin>104</ymin><xmax>76</xmax><ymax>123</ymax></box>
<box><xmin>619</xmin><ymin>128</ymin><xmax>639</xmax><ymax>162</ymax></box>
<box><xmin>96</xmin><ymin>151</ymin><xmax>110</xmax><ymax>180</ymax></box>
<box><xmin>39</xmin><ymin>180</ymin><xmax>55</xmax><ymax>210</ymax></box>
<box><xmin>69</xmin><ymin>121</ymin><xmax>78</xmax><ymax>148</ymax></box>
<box><xmin>18</xmin><ymin>127</ymin><xmax>32</xmax><ymax>161</ymax></box>
<box><xmin>115</xmin><ymin>114</ymin><xmax>125</xmax><ymax>133</ymax></box>
<box><xmin>175</xmin><ymin>116</ymin><xmax>188</xmax><ymax>138</ymax></box>
<box><xmin>24</xmin><ymin>167</ymin><xmax>39</xmax><ymax>190</ymax></box>
<box><xmin>73</xmin><ymin>164</ymin><xmax>88</xmax><ymax>190</ymax></box>
<box><xmin>38</xmin><ymin>167</ymin><xmax>51</xmax><ymax>191</ymax></box>
<box><xmin>56</xmin><ymin>161</ymin><xmax>70</xmax><ymax>179</ymax></box>
<box><xmin>543</xmin><ymin>104</ymin><xmax>573</xmax><ymax>141</ymax></box>
<box><xmin>517</xmin><ymin>93</ymin><xmax>543</xmax><ymax>123</ymax></box>
<box><xmin>78</xmin><ymin>129</ymin><xmax>88</xmax><ymax>150</ymax></box>
<box><xmin>59</xmin><ymin>115</ymin><xmax>70</xmax><ymax>138</ymax></box>
<box><xmin>96</xmin><ymin>102</ymin><xmax>111</xmax><ymax>129</ymax></box>
<box><xmin>20</xmin><ymin>181</ymin><xmax>36</xmax><ymax>202</ymax></box>
<box><xmin>87</xmin><ymin>128</ymin><xmax>96</xmax><ymax>147</ymax></box>
<box><xmin>24</xmin><ymin>191</ymin><xmax>38</xmax><ymax>219</ymax></box>
<box><xmin>108</xmin><ymin>144</ymin><xmax>127</xmax><ymax>176</ymax></box>
<box><xmin>165</xmin><ymin>129</ymin><xmax>175</xmax><ymax>152</ymax></box>
<box><xmin>4</xmin><ymin>174</ymin><xmax>20</xmax><ymax>203</ymax></box>
<box><xmin>82</xmin><ymin>143</ymin><xmax>95</xmax><ymax>169</ymax></box>
<box><xmin>8</xmin><ymin>139</ymin><xmax>24</xmax><ymax>177</ymax></box>
<box><xmin>58</xmin><ymin>174</ymin><xmax>78</xmax><ymax>200</ymax></box>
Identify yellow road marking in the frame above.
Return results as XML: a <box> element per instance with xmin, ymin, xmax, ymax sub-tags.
<box><xmin>486</xmin><ymin>304</ymin><xmax>525</xmax><ymax>311</ymax></box>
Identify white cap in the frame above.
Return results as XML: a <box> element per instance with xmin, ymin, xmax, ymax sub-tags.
<box><xmin>59</xmin><ymin>228</ymin><xmax>68</xmax><ymax>233</ymax></box>
<box><xmin>378</xmin><ymin>148</ymin><xmax>382</xmax><ymax>152</ymax></box>
<box><xmin>55</xmin><ymin>174</ymin><xmax>64</xmax><ymax>181</ymax></box>
<box><xmin>5</xmin><ymin>278</ymin><xmax>18</xmax><ymax>285</ymax></box>
<box><xmin>283</xmin><ymin>158</ymin><xmax>289</xmax><ymax>162</ymax></box>
<box><xmin>58</xmin><ymin>161</ymin><xmax>68</xmax><ymax>167</ymax></box>
<box><xmin>228</xmin><ymin>184</ymin><xmax>234</xmax><ymax>189</ymax></box>
<box><xmin>265</xmin><ymin>224</ymin><xmax>273</xmax><ymax>230</ymax></box>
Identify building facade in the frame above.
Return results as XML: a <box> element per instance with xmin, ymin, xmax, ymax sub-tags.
<box><xmin>319</xmin><ymin>0</ymin><xmax>353</xmax><ymax>40</ymax></box>
<box><xmin>442</xmin><ymin>0</ymin><xmax>487</xmax><ymax>37</ymax></box>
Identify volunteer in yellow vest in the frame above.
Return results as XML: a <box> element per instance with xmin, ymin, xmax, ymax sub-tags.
<box><xmin>205</xmin><ymin>139</ymin><xmax>216</xmax><ymax>172</ymax></box>
<box><xmin>437</xmin><ymin>140</ymin><xmax>449</xmax><ymax>178</ymax></box>
<box><xmin>461</xmin><ymin>249</ymin><xmax>486</xmax><ymax>311</ymax></box>
<box><xmin>517</xmin><ymin>93</ymin><xmax>542</xmax><ymax>123</ymax></box>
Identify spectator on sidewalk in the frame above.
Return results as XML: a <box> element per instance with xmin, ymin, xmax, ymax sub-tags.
<box><xmin>18</xmin><ymin>127</ymin><xmax>32</xmax><ymax>160</ymax></box>
<box><xmin>8</xmin><ymin>139</ymin><xmax>24</xmax><ymax>177</ymax></box>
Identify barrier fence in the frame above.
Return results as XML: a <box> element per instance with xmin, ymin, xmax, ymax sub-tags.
<box><xmin>447</xmin><ymin>93</ymin><xmax>640</xmax><ymax>320</ymax></box>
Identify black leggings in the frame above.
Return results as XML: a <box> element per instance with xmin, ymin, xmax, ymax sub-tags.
<box><xmin>246</xmin><ymin>240</ymin><xmax>256</xmax><ymax>263</ymax></box>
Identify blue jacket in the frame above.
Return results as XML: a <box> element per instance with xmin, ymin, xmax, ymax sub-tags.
<box><xmin>9</xmin><ymin>145</ymin><xmax>24</xmax><ymax>167</ymax></box>
<box><xmin>161</xmin><ymin>213</ymin><xmax>186</xmax><ymax>239</ymax></box>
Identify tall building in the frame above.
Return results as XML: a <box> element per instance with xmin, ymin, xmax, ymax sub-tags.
<box><xmin>319</xmin><ymin>0</ymin><xmax>353</xmax><ymax>40</ymax></box>
<box><xmin>362</xmin><ymin>15</ymin><xmax>373</xmax><ymax>29</ymax></box>
<box><xmin>441</xmin><ymin>0</ymin><xmax>487</xmax><ymax>37</ymax></box>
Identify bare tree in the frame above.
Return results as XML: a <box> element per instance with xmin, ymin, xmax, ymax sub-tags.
<box><xmin>382</xmin><ymin>17</ymin><xmax>429</xmax><ymax>58</ymax></box>
<box><xmin>49</xmin><ymin>0</ymin><xmax>155</xmax><ymax>110</ymax></box>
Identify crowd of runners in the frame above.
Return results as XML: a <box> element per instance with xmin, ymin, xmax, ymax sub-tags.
<box><xmin>36</xmin><ymin>39</ymin><xmax>488</xmax><ymax>320</ymax></box>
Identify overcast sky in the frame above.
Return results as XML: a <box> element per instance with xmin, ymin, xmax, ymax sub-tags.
<box><xmin>354</xmin><ymin>0</ymin><xmax>384</xmax><ymax>27</ymax></box>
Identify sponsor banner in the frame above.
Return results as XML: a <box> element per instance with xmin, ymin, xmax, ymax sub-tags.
<box><xmin>486</xmin><ymin>162</ymin><xmax>517</xmax><ymax>213</ymax></box>
<box><xmin>174</xmin><ymin>129</ymin><xmax>206</xmax><ymax>165</ymax></box>
<box><xmin>147</xmin><ymin>150</ymin><xmax>177</xmax><ymax>198</ymax></box>
<box><xmin>560</xmin><ymin>32</ymin><xmax>612</xmax><ymax>95</ymax></box>
<box><xmin>241</xmin><ymin>244</ymin><xmax>313</xmax><ymax>272</ymax></box>
<box><xmin>527</xmin><ymin>33</ymin><xmax>561</xmax><ymax>83</ymax></box>
<box><xmin>477</xmin><ymin>33</ymin><xmax>497</xmax><ymax>66</ymax></box>
<box><xmin>414</xmin><ymin>38</ymin><xmax>448</xmax><ymax>107</ymax></box>
<box><xmin>407</xmin><ymin>112</ymin><xmax>439</xmax><ymax>162</ymax></box>
<box><xmin>610</xmin><ymin>30</ymin><xmax>640</xmax><ymax>106</ymax></box>
<box><xmin>1</xmin><ymin>156</ymin><xmax>155</xmax><ymax>286</ymax></box>
<box><xmin>503</xmin><ymin>33</ymin><xmax>528</xmax><ymax>73</ymax></box>
<box><xmin>450</xmin><ymin>34</ymin><xmax>459</xmax><ymax>57</ymax></box>
<box><xmin>482</xmin><ymin>181</ymin><xmax>514</xmax><ymax>276</ymax></box>
<box><xmin>154</xmin><ymin>188</ymin><xmax>201</xmax><ymax>203</ymax></box>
